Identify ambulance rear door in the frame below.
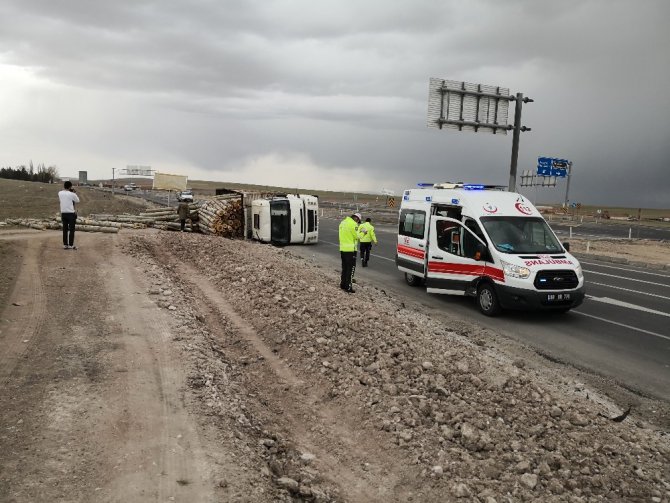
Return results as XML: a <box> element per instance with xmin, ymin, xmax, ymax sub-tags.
<box><xmin>425</xmin><ymin>216</ymin><xmax>490</xmax><ymax>295</ymax></box>
<box><xmin>396</xmin><ymin>206</ymin><xmax>428</xmax><ymax>278</ymax></box>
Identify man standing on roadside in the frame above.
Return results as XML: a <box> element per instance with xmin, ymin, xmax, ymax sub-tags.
<box><xmin>358</xmin><ymin>217</ymin><xmax>377</xmax><ymax>267</ymax></box>
<box><xmin>339</xmin><ymin>212</ymin><xmax>361</xmax><ymax>293</ymax></box>
<box><xmin>177</xmin><ymin>201</ymin><xmax>190</xmax><ymax>232</ymax></box>
<box><xmin>58</xmin><ymin>181</ymin><xmax>80</xmax><ymax>250</ymax></box>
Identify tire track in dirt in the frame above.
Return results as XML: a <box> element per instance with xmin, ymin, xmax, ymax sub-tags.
<box><xmin>99</xmin><ymin>244</ymin><xmax>215</xmax><ymax>502</ymax></box>
<box><xmin>162</xmin><ymin>257</ymin><xmax>413</xmax><ymax>502</ymax></box>
<box><xmin>0</xmin><ymin>237</ymin><xmax>47</xmax><ymax>384</ymax></box>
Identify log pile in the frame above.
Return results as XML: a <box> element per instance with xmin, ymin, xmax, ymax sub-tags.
<box><xmin>5</xmin><ymin>217</ymin><xmax>120</xmax><ymax>233</ymax></box>
<box><xmin>3</xmin><ymin>197</ymin><xmax>249</xmax><ymax>236</ymax></box>
<box><xmin>196</xmin><ymin>195</ymin><xmax>243</xmax><ymax>237</ymax></box>
<box><xmin>89</xmin><ymin>202</ymin><xmax>201</xmax><ymax>231</ymax></box>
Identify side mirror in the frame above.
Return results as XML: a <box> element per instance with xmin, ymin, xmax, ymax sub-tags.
<box><xmin>563</xmin><ymin>242</ymin><xmax>570</xmax><ymax>252</ymax></box>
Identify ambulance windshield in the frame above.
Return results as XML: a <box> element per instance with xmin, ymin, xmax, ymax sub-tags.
<box><xmin>480</xmin><ymin>216</ymin><xmax>563</xmax><ymax>254</ymax></box>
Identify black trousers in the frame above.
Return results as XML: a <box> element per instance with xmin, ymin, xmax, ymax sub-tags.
<box><xmin>340</xmin><ymin>251</ymin><xmax>356</xmax><ymax>290</ymax></box>
<box><xmin>61</xmin><ymin>212</ymin><xmax>76</xmax><ymax>246</ymax></box>
<box><xmin>360</xmin><ymin>242</ymin><xmax>372</xmax><ymax>263</ymax></box>
<box><xmin>180</xmin><ymin>219</ymin><xmax>186</xmax><ymax>231</ymax></box>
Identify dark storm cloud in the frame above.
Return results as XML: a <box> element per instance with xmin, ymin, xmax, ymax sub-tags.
<box><xmin>0</xmin><ymin>0</ymin><xmax>668</xmax><ymax>207</ymax></box>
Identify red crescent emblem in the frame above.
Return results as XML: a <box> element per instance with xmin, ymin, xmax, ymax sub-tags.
<box><xmin>515</xmin><ymin>202</ymin><xmax>533</xmax><ymax>215</ymax></box>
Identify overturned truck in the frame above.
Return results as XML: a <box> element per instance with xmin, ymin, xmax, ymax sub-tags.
<box><xmin>208</xmin><ymin>188</ymin><xmax>319</xmax><ymax>245</ymax></box>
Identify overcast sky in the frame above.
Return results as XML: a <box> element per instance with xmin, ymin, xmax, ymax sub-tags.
<box><xmin>1</xmin><ymin>0</ymin><xmax>668</xmax><ymax>208</ymax></box>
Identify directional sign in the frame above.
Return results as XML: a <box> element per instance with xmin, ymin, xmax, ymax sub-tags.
<box><xmin>537</xmin><ymin>157</ymin><xmax>570</xmax><ymax>178</ymax></box>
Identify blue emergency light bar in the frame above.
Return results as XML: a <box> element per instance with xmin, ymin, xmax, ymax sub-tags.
<box><xmin>417</xmin><ymin>183</ymin><xmax>434</xmax><ymax>187</ymax></box>
<box><xmin>463</xmin><ymin>184</ymin><xmax>485</xmax><ymax>190</ymax></box>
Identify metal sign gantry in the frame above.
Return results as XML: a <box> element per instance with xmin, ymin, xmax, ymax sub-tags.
<box><xmin>427</xmin><ymin>77</ymin><xmax>533</xmax><ymax>192</ymax></box>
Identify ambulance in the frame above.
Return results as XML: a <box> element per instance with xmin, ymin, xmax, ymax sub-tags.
<box><xmin>396</xmin><ymin>183</ymin><xmax>585</xmax><ymax>315</ymax></box>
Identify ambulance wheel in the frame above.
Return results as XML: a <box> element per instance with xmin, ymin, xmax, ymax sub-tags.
<box><xmin>477</xmin><ymin>283</ymin><xmax>501</xmax><ymax>316</ymax></box>
<box><xmin>405</xmin><ymin>273</ymin><xmax>423</xmax><ymax>287</ymax></box>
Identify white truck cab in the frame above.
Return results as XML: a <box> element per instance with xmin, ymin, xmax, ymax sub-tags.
<box><xmin>249</xmin><ymin>194</ymin><xmax>319</xmax><ymax>245</ymax></box>
<box><xmin>397</xmin><ymin>183</ymin><xmax>585</xmax><ymax>315</ymax></box>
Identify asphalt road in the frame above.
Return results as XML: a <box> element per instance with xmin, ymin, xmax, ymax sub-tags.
<box><xmin>306</xmin><ymin>218</ymin><xmax>670</xmax><ymax>403</ymax></box>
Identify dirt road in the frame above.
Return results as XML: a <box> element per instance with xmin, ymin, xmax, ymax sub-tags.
<box><xmin>0</xmin><ymin>229</ymin><xmax>668</xmax><ymax>502</ymax></box>
<box><xmin>0</xmin><ymin>230</ymin><xmax>218</xmax><ymax>501</ymax></box>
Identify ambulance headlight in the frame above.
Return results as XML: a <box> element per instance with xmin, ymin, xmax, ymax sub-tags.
<box><xmin>575</xmin><ymin>264</ymin><xmax>584</xmax><ymax>279</ymax></box>
<box><xmin>501</xmin><ymin>260</ymin><xmax>531</xmax><ymax>279</ymax></box>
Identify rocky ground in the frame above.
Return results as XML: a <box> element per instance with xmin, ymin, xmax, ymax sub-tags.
<box><xmin>128</xmin><ymin>232</ymin><xmax>669</xmax><ymax>501</ymax></box>
<box><xmin>1</xmin><ymin>228</ymin><xmax>668</xmax><ymax>502</ymax></box>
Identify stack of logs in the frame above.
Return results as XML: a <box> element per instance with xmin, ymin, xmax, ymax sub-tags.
<box><xmin>88</xmin><ymin>204</ymin><xmax>201</xmax><ymax>232</ymax></box>
<box><xmin>4</xmin><ymin>196</ymin><xmax>246</xmax><ymax>237</ymax></box>
<box><xmin>5</xmin><ymin>217</ymin><xmax>122</xmax><ymax>233</ymax></box>
<box><xmin>197</xmin><ymin>194</ymin><xmax>244</xmax><ymax>237</ymax></box>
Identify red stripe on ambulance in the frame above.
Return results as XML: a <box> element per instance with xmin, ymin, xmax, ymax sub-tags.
<box><xmin>428</xmin><ymin>262</ymin><xmax>505</xmax><ymax>283</ymax></box>
<box><xmin>397</xmin><ymin>244</ymin><xmax>425</xmax><ymax>259</ymax></box>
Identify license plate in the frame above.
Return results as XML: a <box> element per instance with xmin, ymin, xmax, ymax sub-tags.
<box><xmin>547</xmin><ymin>293</ymin><xmax>571</xmax><ymax>302</ymax></box>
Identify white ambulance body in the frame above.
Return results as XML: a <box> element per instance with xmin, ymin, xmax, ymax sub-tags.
<box><xmin>396</xmin><ymin>183</ymin><xmax>585</xmax><ymax>315</ymax></box>
<box><xmin>249</xmin><ymin>194</ymin><xmax>319</xmax><ymax>245</ymax></box>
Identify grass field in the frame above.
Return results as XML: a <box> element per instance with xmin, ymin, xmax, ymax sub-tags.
<box><xmin>0</xmin><ymin>179</ymin><xmax>152</xmax><ymax>221</ymax></box>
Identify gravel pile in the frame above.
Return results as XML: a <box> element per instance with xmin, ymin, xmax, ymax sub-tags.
<box><xmin>127</xmin><ymin>232</ymin><xmax>669</xmax><ymax>502</ymax></box>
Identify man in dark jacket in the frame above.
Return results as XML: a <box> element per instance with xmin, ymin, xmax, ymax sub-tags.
<box><xmin>177</xmin><ymin>202</ymin><xmax>190</xmax><ymax>232</ymax></box>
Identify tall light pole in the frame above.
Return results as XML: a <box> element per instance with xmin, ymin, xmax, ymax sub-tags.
<box><xmin>508</xmin><ymin>93</ymin><xmax>533</xmax><ymax>192</ymax></box>
<box><xmin>563</xmin><ymin>162</ymin><xmax>573</xmax><ymax>208</ymax></box>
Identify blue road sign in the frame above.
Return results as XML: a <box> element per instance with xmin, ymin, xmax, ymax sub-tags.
<box><xmin>537</xmin><ymin>157</ymin><xmax>570</xmax><ymax>178</ymax></box>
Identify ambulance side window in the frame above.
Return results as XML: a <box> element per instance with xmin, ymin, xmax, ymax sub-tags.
<box><xmin>463</xmin><ymin>219</ymin><xmax>487</xmax><ymax>260</ymax></box>
<box><xmin>436</xmin><ymin>221</ymin><xmax>461</xmax><ymax>255</ymax></box>
<box><xmin>399</xmin><ymin>210</ymin><xmax>426</xmax><ymax>239</ymax></box>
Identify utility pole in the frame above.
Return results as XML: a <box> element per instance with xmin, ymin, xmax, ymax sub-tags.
<box><xmin>563</xmin><ymin>161</ymin><xmax>573</xmax><ymax>208</ymax></box>
<box><xmin>508</xmin><ymin>93</ymin><xmax>533</xmax><ymax>192</ymax></box>
<box><xmin>112</xmin><ymin>167</ymin><xmax>115</xmax><ymax>195</ymax></box>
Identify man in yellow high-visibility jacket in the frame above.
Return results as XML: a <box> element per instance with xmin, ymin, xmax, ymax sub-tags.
<box><xmin>358</xmin><ymin>217</ymin><xmax>377</xmax><ymax>267</ymax></box>
<box><xmin>339</xmin><ymin>212</ymin><xmax>361</xmax><ymax>292</ymax></box>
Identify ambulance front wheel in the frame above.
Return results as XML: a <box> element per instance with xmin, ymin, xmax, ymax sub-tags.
<box><xmin>477</xmin><ymin>283</ymin><xmax>501</xmax><ymax>316</ymax></box>
<box><xmin>405</xmin><ymin>273</ymin><xmax>423</xmax><ymax>287</ymax></box>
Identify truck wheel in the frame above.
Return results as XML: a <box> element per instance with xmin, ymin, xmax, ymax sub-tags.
<box><xmin>405</xmin><ymin>273</ymin><xmax>423</xmax><ymax>287</ymax></box>
<box><xmin>477</xmin><ymin>283</ymin><xmax>501</xmax><ymax>316</ymax></box>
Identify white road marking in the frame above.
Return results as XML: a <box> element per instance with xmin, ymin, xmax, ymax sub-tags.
<box><xmin>585</xmin><ymin>270</ymin><xmax>670</xmax><ymax>287</ymax></box>
<box><xmin>573</xmin><ymin>311</ymin><xmax>670</xmax><ymax>341</ymax></box>
<box><xmin>581</xmin><ymin>260</ymin><xmax>670</xmax><ymax>278</ymax></box>
<box><xmin>320</xmin><ymin>239</ymin><xmax>395</xmax><ymax>262</ymax></box>
<box><xmin>586</xmin><ymin>295</ymin><xmax>670</xmax><ymax>317</ymax></box>
<box><xmin>587</xmin><ymin>281</ymin><xmax>670</xmax><ymax>300</ymax></box>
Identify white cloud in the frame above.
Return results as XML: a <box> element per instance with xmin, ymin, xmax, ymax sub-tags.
<box><xmin>208</xmin><ymin>151</ymin><xmax>404</xmax><ymax>194</ymax></box>
<box><xmin>0</xmin><ymin>0</ymin><xmax>668</xmax><ymax>207</ymax></box>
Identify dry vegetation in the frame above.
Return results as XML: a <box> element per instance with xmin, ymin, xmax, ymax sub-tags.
<box><xmin>0</xmin><ymin>179</ymin><xmax>153</xmax><ymax>221</ymax></box>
